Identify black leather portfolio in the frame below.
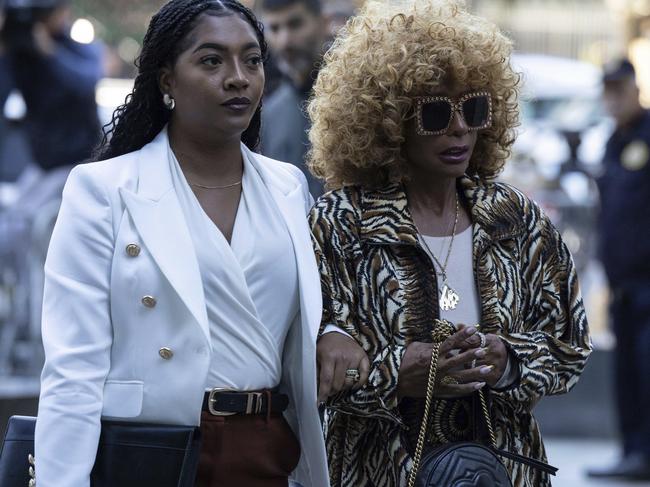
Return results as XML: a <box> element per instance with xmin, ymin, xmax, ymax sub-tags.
<box><xmin>0</xmin><ymin>415</ymin><xmax>201</xmax><ymax>487</ymax></box>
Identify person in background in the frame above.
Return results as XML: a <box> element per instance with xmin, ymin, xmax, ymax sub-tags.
<box><xmin>587</xmin><ymin>59</ymin><xmax>650</xmax><ymax>481</ymax></box>
<box><xmin>0</xmin><ymin>0</ymin><xmax>102</xmax><ymax>172</ymax></box>
<box><xmin>0</xmin><ymin>0</ymin><xmax>103</xmax><ymax>357</ymax></box>
<box><xmin>259</xmin><ymin>0</ymin><xmax>327</xmax><ymax>196</ymax></box>
<box><xmin>322</xmin><ymin>0</ymin><xmax>355</xmax><ymax>38</ymax></box>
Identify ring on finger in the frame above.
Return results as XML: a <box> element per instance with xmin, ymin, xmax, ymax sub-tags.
<box><xmin>477</xmin><ymin>331</ymin><xmax>487</xmax><ymax>348</ymax></box>
<box><xmin>441</xmin><ymin>375</ymin><xmax>459</xmax><ymax>385</ymax></box>
<box><xmin>345</xmin><ymin>368</ymin><xmax>361</xmax><ymax>382</ymax></box>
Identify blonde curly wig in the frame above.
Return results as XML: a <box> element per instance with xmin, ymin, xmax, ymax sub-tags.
<box><xmin>307</xmin><ymin>0</ymin><xmax>521</xmax><ymax>189</ymax></box>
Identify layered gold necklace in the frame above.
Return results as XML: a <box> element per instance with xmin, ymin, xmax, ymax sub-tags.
<box><xmin>417</xmin><ymin>193</ymin><xmax>461</xmax><ymax>311</ymax></box>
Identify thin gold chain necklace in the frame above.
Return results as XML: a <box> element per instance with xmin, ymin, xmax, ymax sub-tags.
<box><xmin>174</xmin><ymin>149</ymin><xmax>242</xmax><ymax>190</ymax></box>
<box><xmin>187</xmin><ymin>179</ymin><xmax>242</xmax><ymax>190</ymax></box>
<box><xmin>417</xmin><ymin>192</ymin><xmax>461</xmax><ymax>311</ymax></box>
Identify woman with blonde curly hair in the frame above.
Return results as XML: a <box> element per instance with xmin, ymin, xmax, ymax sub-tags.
<box><xmin>310</xmin><ymin>1</ymin><xmax>592</xmax><ymax>485</ymax></box>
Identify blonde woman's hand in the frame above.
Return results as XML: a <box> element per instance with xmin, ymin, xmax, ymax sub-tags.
<box><xmin>397</xmin><ymin>326</ymin><xmax>487</xmax><ymax>399</ymax></box>
<box><xmin>454</xmin><ymin>327</ymin><xmax>509</xmax><ymax>388</ymax></box>
<box><xmin>317</xmin><ymin>332</ymin><xmax>370</xmax><ymax>403</ymax></box>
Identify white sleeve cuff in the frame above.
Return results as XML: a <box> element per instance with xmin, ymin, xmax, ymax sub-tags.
<box><xmin>322</xmin><ymin>324</ymin><xmax>353</xmax><ymax>339</ymax></box>
<box><xmin>494</xmin><ymin>353</ymin><xmax>518</xmax><ymax>389</ymax></box>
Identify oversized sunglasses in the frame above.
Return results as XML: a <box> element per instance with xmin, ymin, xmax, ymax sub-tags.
<box><xmin>414</xmin><ymin>91</ymin><xmax>493</xmax><ymax>136</ymax></box>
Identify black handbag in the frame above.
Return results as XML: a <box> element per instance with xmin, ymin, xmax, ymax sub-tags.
<box><xmin>416</xmin><ymin>442</ymin><xmax>511</xmax><ymax>486</ymax></box>
<box><xmin>408</xmin><ymin>320</ymin><xmax>557</xmax><ymax>487</ymax></box>
<box><xmin>0</xmin><ymin>415</ymin><xmax>202</xmax><ymax>487</ymax></box>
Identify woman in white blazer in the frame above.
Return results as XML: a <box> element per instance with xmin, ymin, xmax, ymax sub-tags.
<box><xmin>34</xmin><ymin>1</ymin><xmax>368</xmax><ymax>486</ymax></box>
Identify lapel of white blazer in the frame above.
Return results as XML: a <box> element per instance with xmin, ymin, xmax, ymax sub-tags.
<box><xmin>118</xmin><ymin>130</ymin><xmax>211</xmax><ymax>348</ymax></box>
<box><xmin>243</xmin><ymin>145</ymin><xmax>322</xmax><ymax>344</ymax></box>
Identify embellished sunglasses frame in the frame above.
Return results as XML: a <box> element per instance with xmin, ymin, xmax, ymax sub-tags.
<box><xmin>414</xmin><ymin>91</ymin><xmax>494</xmax><ymax>136</ymax></box>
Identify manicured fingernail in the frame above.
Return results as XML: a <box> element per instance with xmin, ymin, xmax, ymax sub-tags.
<box><xmin>466</xmin><ymin>326</ymin><xmax>477</xmax><ymax>336</ymax></box>
<box><xmin>474</xmin><ymin>382</ymin><xmax>486</xmax><ymax>390</ymax></box>
<box><xmin>480</xmin><ymin>365</ymin><xmax>494</xmax><ymax>374</ymax></box>
<box><xmin>474</xmin><ymin>349</ymin><xmax>487</xmax><ymax>358</ymax></box>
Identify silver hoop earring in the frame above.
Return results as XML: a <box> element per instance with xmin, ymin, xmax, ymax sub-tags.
<box><xmin>163</xmin><ymin>93</ymin><xmax>176</xmax><ymax>110</ymax></box>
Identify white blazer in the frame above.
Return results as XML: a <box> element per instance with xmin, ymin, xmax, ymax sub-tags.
<box><xmin>34</xmin><ymin>130</ymin><xmax>329</xmax><ymax>487</ymax></box>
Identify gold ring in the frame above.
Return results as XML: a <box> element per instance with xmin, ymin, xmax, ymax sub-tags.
<box><xmin>441</xmin><ymin>375</ymin><xmax>459</xmax><ymax>385</ymax></box>
<box><xmin>345</xmin><ymin>368</ymin><xmax>360</xmax><ymax>382</ymax></box>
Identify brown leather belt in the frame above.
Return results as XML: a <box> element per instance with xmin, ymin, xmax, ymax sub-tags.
<box><xmin>202</xmin><ymin>388</ymin><xmax>289</xmax><ymax>416</ymax></box>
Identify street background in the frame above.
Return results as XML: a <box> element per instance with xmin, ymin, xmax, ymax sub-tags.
<box><xmin>1</xmin><ymin>0</ymin><xmax>650</xmax><ymax>485</ymax></box>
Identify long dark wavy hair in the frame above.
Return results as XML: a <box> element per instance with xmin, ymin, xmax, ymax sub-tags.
<box><xmin>94</xmin><ymin>0</ymin><xmax>268</xmax><ymax>161</ymax></box>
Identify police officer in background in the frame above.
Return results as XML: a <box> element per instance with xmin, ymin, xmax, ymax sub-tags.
<box><xmin>588</xmin><ymin>59</ymin><xmax>650</xmax><ymax>481</ymax></box>
<box><xmin>0</xmin><ymin>0</ymin><xmax>103</xmax><ymax>174</ymax></box>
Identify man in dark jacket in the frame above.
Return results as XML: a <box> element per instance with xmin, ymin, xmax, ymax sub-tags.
<box><xmin>588</xmin><ymin>59</ymin><xmax>650</xmax><ymax>481</ymax></box>
<box><xmin>0</xmin><ymin>0</ymin><xmax>102</xmax><ymax>172</ymax></box>
<box><xmin>260</xmin><ymin>0</ymin><xmax>327</xmax><ymax>197</ymax></box>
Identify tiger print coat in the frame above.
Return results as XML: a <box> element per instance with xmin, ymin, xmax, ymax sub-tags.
<box><xmin>309</xmin><ymin>176</ymin><xmax>591</xmax><ymax>487</ymax></box>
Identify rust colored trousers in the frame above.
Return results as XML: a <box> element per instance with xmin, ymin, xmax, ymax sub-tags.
<box><xmin>195</xmin><ymin>410</ymin><xmax>301</xmax><ymax>487</ymax></box>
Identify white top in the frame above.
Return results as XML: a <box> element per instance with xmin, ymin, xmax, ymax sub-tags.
<box><xmin>169</xmin><ymin>145</ymin><xmax>300</xmax><ymax>391</ymax></box>
<box><xmin>420</xmin><ymin>226</ymin><xmax>481</xmax><ymax>327</ymax></box>
<box><xmin>420</xmin><ymin>226</ymin><xmax>516</xmax><ymax>388</ymax></box>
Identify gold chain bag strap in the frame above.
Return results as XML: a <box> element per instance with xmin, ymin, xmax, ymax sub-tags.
<box><xmin>407</xmin><ymin>320</ymin><xmax>511</xmax><ymax>487</ymax></box>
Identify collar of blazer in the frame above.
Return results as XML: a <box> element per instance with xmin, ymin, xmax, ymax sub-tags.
<box><xmin>118</xmin><ymin>128</ymin><xmax>322</xmax><ymax>346</ymax></box>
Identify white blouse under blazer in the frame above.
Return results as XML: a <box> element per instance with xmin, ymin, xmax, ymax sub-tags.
<box><xmin>168</xmin><ymin>143</ymin><xmax>300</xmax><ymax>390</ymax></box>
<box><xmin>34</xmin><ymin>129</ymin><xmax>329</xmax><ymax>487</ymax></box>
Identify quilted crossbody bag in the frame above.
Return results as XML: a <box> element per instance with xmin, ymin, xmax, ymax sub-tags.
<box><xmin>408</xmin><ymin>320</ymin><xmax>557</xmax><ymax>487</ymax></box>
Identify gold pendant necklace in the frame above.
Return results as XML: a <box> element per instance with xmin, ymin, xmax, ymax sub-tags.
<box><xmin>418</xmin><ymin>192</ymin><xmax>461</xmax><ymax>311</ymax></box>
<box><xmin>439</xmin><ymin>282</ymin><xmax>460</xmax><ymax>311</ymax></box>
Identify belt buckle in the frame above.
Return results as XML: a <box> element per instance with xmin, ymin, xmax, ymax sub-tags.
<box><xmin>208</xmin><ymin>388</ymin><xmax>238</xmax><ymax>416</ymax></box>
<box><xmin>246</xmin><ymin>392</ymin><xmax>264</xmax><ymax>415</ymax></box>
